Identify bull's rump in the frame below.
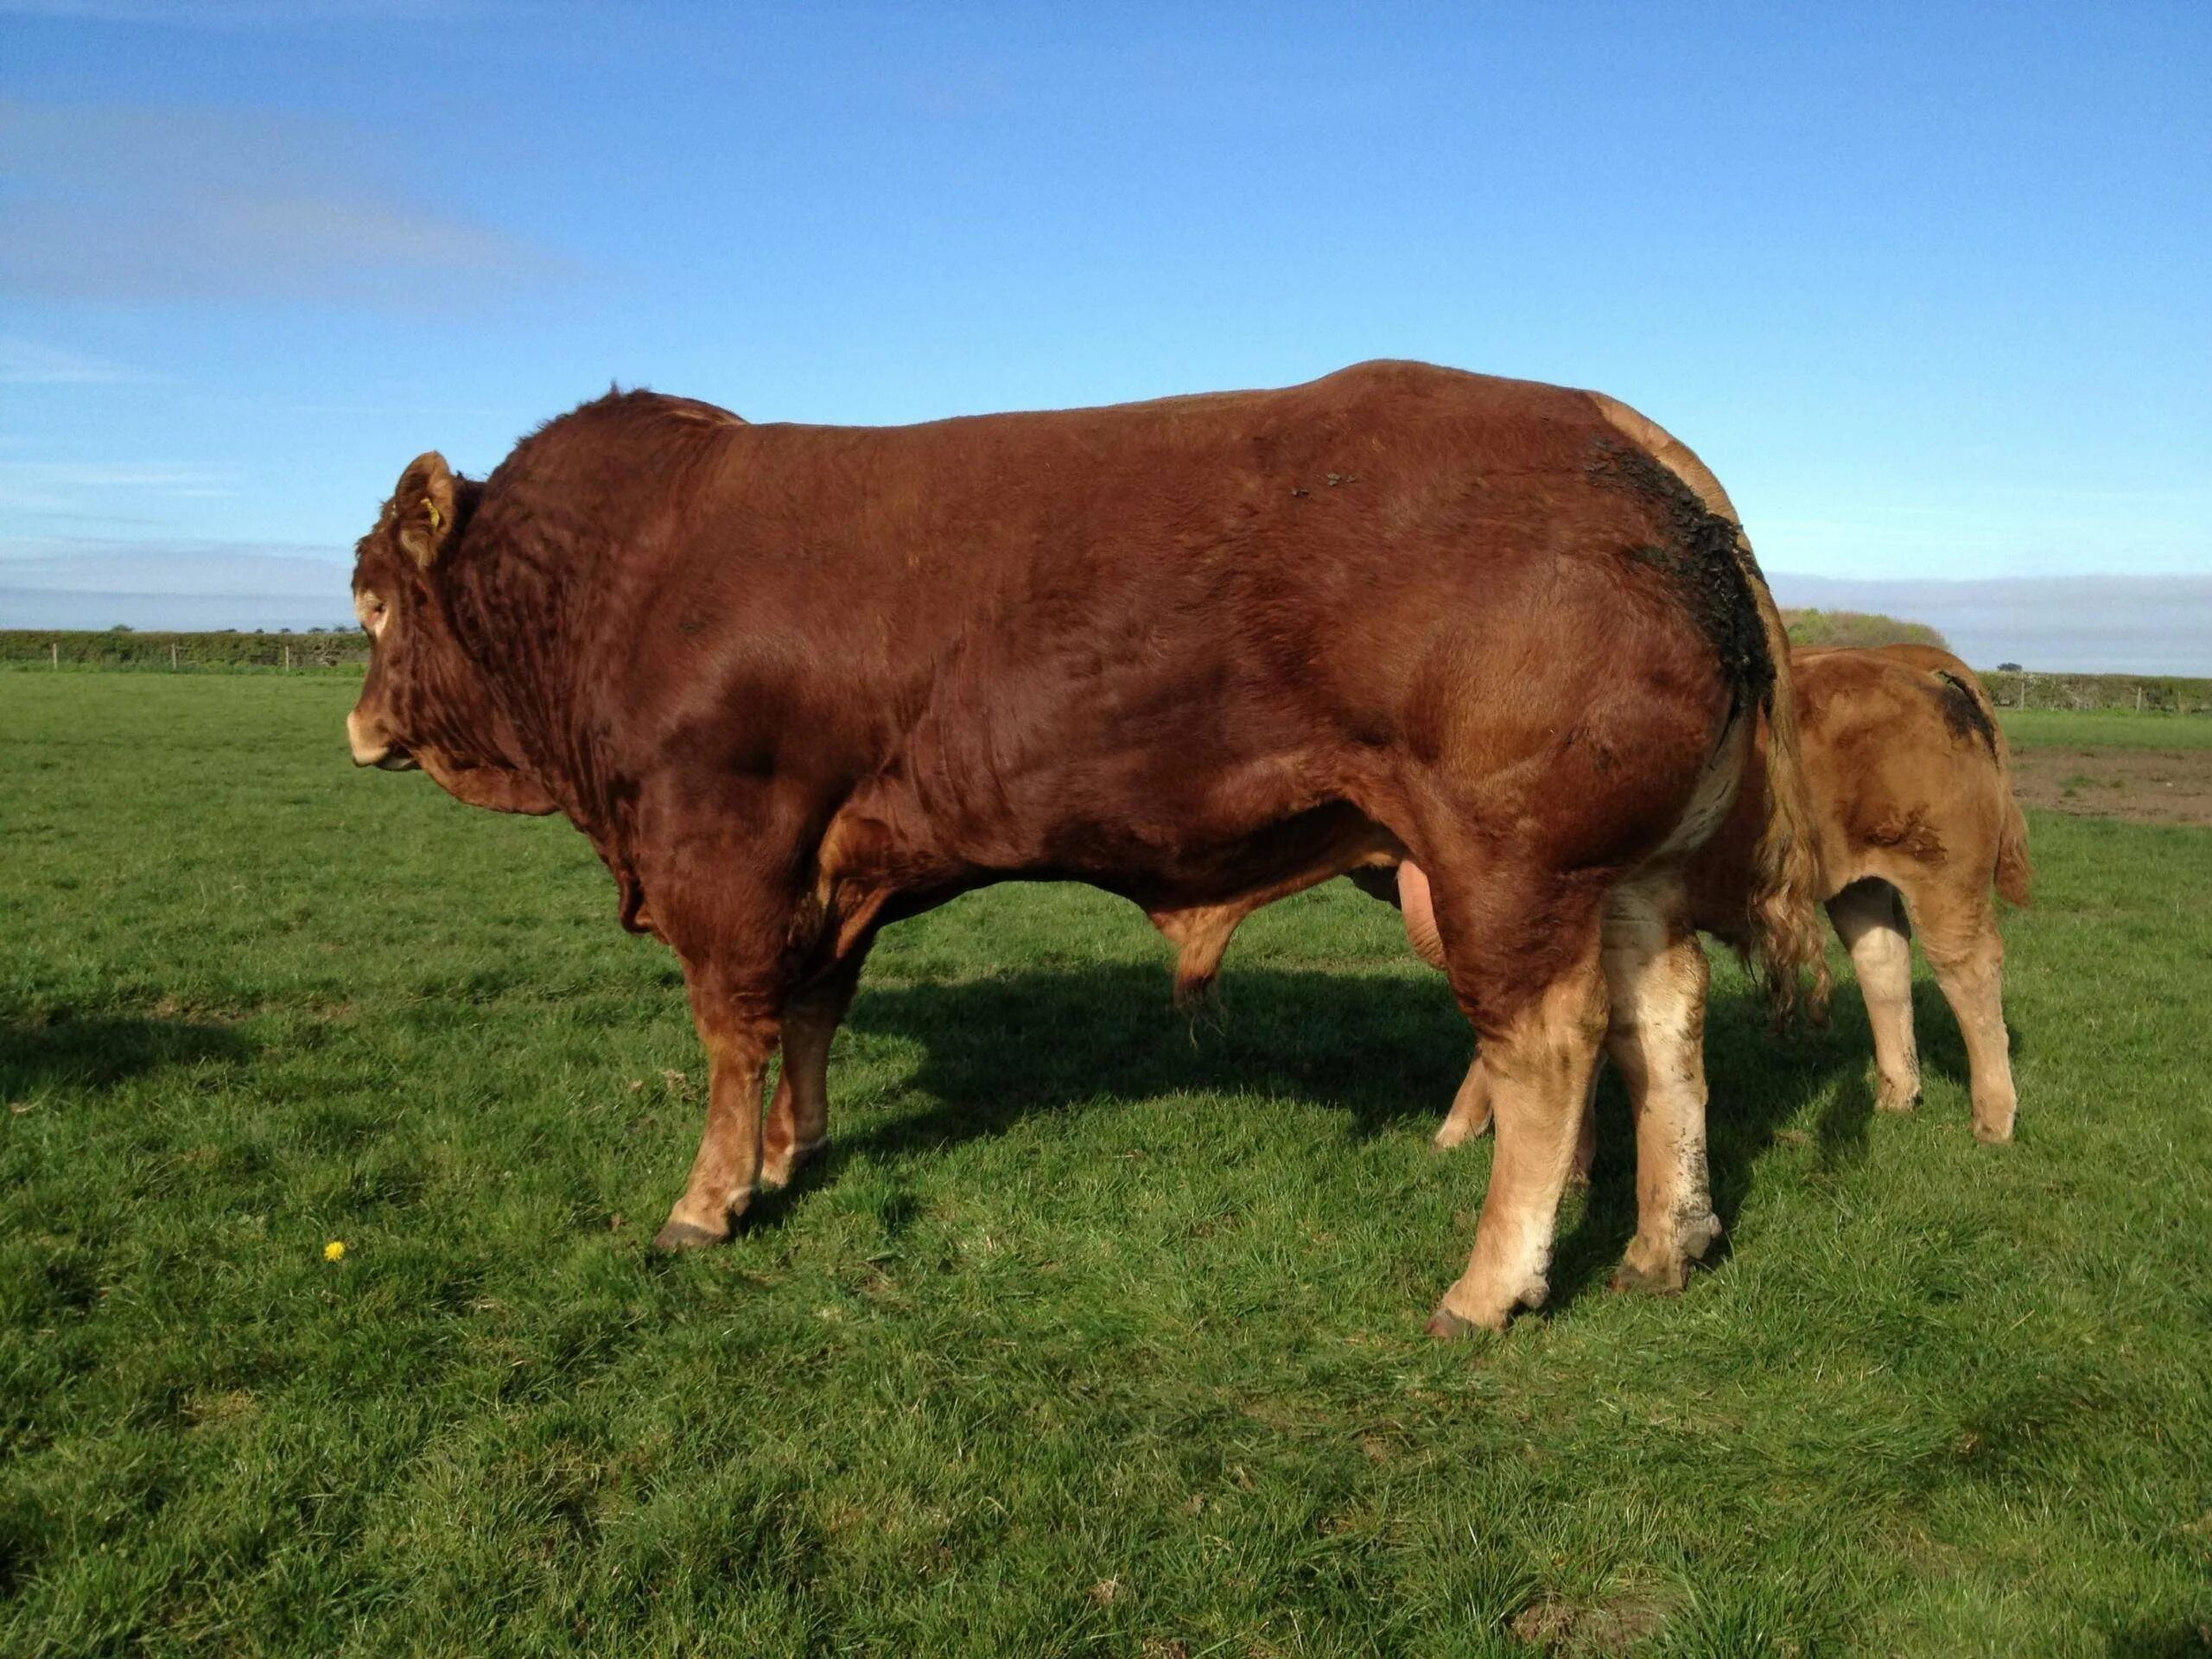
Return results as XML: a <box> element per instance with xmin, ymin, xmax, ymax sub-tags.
<box><xmin>490</xmin><ymin>360</ymin><xmax>1751</xmax><ymax>899</ymax></box>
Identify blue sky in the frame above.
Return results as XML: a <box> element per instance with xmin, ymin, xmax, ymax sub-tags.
<box><xmin>3</xmin><ymin>2</ymin><xmax>2207</xmax><ymax>657</ymax></box>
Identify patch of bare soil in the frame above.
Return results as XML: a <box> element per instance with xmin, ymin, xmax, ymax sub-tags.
<box><xmin>1510</xmin><ymin>1592</ymin><xmax>1673</xmax><ymax>1656</ymax></box>
<box><xmin>2009</xmin><ymin>747</ymin><xmax>2212</xmax><ymax>827</ymax></box>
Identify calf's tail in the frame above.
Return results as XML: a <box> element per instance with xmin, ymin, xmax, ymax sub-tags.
<box><xmin>1993</xmin><ymin>788</ymin><xmax>2035</xmax><ymax>907</ymax></box>
<box><xmin>1940</xmin><ymin>664</ymin><xmax>2033</xmax><ymax>908</ymax></box>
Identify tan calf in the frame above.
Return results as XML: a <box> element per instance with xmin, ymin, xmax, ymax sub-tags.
<box><xmin>1411</xmin><ymin>645</ymin><xmax>2031</xmax><ymax>1156</ymax></box>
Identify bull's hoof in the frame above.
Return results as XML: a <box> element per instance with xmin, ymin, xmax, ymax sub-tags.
<box><xmin>1874</xmin><ymin>1093</ymin><xmax>1920</xmax><ymax>1116</ymax></box>
<box><xmin>1424</xmin><ymin>1309</ymin><xmax>1513</xmax><ymax>1344</ymax></box>
<box><xmin>1426</xmin><ymin>1306</ymin><xmax>1485</xmax><ymax>1340</ymax></box>
<box><xmin>759</xmin><ymin>1136</ymin><xmax>828</xmax><ymax>1192</ymax></box>
<box><xmin>1609</xmin><ymin>1256</ymin><xmax>1690</xmax><ymax>1296</ymax></box>
<box><xmin>1973</xmin><ymin>1117</ymin><xmax>2015</xmax><ymax>1146</ymax></box>
<box><xmin>1611</xmin><ymin>1218</ymin><xmax>1715</xmax><ymax>1295</ymax></box>
<box><xmin>1431</xmin><ymin>1117</ymin><xmax>1489</xmax><ymax>1153</ymax></box>
<box><xmin>650</xmin><ymin>1219</ymin><xmax>727</xmax><ymax>1252</ymax></box>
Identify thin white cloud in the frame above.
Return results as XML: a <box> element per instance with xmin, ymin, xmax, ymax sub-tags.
<box><xmin>0</xmin><ymin>337</ymin><xmax>150</xmax><ymax>385</ymax></box>
<box><xmin>0</xmin><ymin>536</ymin><xmax>355</xmax><ymax>629</ymax></box>
<box><xmin>0</xmin><ymin>462</ymin><xmax>236</xmax><ymax>514</ymax></box>
<box><xmin>0</xmin><ymin>98</ymin><xmax>573</xmax><ymax>310</ymax></box>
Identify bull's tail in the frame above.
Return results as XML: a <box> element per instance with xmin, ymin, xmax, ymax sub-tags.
<box><xmin>1586</xmin><ymin>391</ymin><xmax>1832</xmax><ymax>1021</ymax></box>
<box><xmin>1742</xmin><ymin>569</ymin><xmax>1834</xmax><ymax>1021</ymax></box>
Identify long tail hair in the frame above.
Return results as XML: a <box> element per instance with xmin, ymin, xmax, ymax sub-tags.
<box><xmin>1741</xmin><ymin>569</ymin><xmax>1834</xmax><ymax>1020</ymax></box>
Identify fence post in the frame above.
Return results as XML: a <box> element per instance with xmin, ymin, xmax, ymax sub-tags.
<box><xmin>171</xmin><ymin>643</ymin><xmax>180</xmax><ymax>671</ymax></box>
<box><xmin>283</xmin><ymin>643</ymin><xmax>291</xmax><ymax>671</ymax></box>
<box><xmin>51</xmin><ymin>642</ymin><xmax>59</xmax><ymax>670</ymax></box>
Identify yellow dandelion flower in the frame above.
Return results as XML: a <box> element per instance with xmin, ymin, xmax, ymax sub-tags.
<box><xmin>323</xmin><ymin>1239</ymin><xmax>346</xmax><ymax>1262</ymax></box>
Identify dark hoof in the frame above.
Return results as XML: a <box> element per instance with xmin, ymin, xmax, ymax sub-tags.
<box><xmin>650</xmin><ymin>1219</ymin><xmax>726</xmax><ymax>1252</ymax></box>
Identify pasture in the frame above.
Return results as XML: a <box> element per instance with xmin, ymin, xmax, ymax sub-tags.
<box><xmin>3</xmin><ymin>674</ymin><xmax>2209</xmax><ymax>1656</ymax></box>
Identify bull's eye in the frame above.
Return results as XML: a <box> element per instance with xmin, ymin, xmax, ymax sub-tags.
<box><xmin>358</xmin><ymin>593</ymin><xmax>389</xmax><ymax>636</ymax></box>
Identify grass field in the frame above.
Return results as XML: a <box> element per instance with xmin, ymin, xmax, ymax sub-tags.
<box><xmin>1999</xmin><ymin>708</ymin><xmax>2212</xmax><ymax>751</ymax></box>
<box><xmin>5</xmin><ymin>676</ymin><xmax>2210</xmax><ymax>1656</ymax></box>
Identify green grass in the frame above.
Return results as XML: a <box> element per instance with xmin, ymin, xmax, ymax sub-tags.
<box><xmin>1999</xmin><ymin>707</ymin><xmax>2212</xmax><ymax>750</ymax></box>
<box><xmin>5</xmin><ymin>677</ymin><xmax>2209</xmax><ymax>1657</ymax></box>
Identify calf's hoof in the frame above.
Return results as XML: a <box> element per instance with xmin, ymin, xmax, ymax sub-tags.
<box><xmin>650</xmin><ymin>1218</ymin><xmax>728</xmax><ymax>1252</ymax></box>
<box><xmin>1972</xmin><ymin>1115</ymin><xmax>2015</xmax><ymax>1146</ymax></box>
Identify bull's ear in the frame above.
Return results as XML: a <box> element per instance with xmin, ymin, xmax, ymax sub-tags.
<box><xmin>392</xmin><ymin>451</ymin><xmax>459</xmax><ymax>569</ymax></box>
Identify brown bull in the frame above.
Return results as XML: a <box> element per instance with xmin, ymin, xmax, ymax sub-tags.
<box><xmin>345</xmin><ymin>360</ymin><xmax>1824</xmax><ymax>1333</ymax></box>
<box><xmin>1189</xmin><ymin>644</ymin><xmax>2027</xmax><ymax>1161</ymax></box>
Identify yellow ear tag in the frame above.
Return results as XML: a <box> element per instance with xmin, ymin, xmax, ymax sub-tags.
<box><xmin>423</xmin><ymin>496</ymin><xmax>443</xmax><ymax>531</ymax></box>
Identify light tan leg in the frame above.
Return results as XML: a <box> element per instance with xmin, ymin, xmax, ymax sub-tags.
<box><xmin>1912</xmin><ymin>888</ymin><xmax>2018</xmax><ymax>1143</ymax></box>
<box><xmin>1433</xmin><ymin>1054</ymin><xmax>1491</xmax><ymax>1147</ymax></box>
<box><xmin>1571</xmin><ymin>1059</ymin><xmax>1602</xmax><ymax>1187</ymax></box>
<box><xmin>1429</xmin><ymin>943</ymin><xmax>1608</xmax><ymax>1334</ymax></box>
<box><xmin>1600</xmin><ymin>875</ymin><xmax>1723</xmax><ymax>1294</ymax></box>
<box><xmin>653</xmin><ymin>983</ymin><xmax>778</xmax><ymax>1250</ymax></box>
<box><xmin>1827</xmin><ymin>880</ymin><xmax>1921</xmax><ymax>1113</ymax></box>
<box><xmin>1436</xmin><ymin>1052</ymin><xmax>1599</xmax><ymax>1183</ymax></box>
<box><xmin>760</xmin><ymin>951</ymin><xmax>867</xmax><ymax>1190</ymax></box>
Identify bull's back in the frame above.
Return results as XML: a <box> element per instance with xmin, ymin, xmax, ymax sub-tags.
<box><xmin>595</xmin><ymin>359</ymin><xmax>1729</xmax><ymax>758</ymax></box>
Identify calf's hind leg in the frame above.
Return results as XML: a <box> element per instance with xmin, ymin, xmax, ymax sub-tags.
<box><xmin>1600</xmin><ymin>874</ymin><xmax>1723</xmax><ymax>1294</ymax></box>
<box><xmin>1827</xmin><ymin>879</ymin><xmax>1920</xmax><ymax>1113</ymax></box>
<box><xmin>1904</xmin><ymin>881</ymin><xmax>2018</xmax><ymax>1144</ymax></box>
<box><xmin>1423</xmin><ymin>864</ymin><xmax>1609</xmax><ymax>1335</ymax></box>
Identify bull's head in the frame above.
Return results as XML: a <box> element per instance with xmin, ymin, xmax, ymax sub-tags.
<box><xmin>347</xmin><ymin>453</ymin><xmax>559</xmax><ymax>815</ymax></box>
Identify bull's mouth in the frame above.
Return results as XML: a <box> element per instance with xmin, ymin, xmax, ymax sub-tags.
<box><xmin>346</xmin><ymin>708</ymin><xmax>416</xmax><ymax>770</ymax></box>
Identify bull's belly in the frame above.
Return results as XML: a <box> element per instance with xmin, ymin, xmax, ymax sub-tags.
<box><xmin>1027</xmin><ymin>798</ymin><xmax>1402</xmax><ymax>911</ymax></box>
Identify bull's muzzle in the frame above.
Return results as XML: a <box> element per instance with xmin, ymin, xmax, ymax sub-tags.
<box><xmin>346</xmin><ymin>708</ymin><xmax>417</xmax><ymax>770</ymax></box>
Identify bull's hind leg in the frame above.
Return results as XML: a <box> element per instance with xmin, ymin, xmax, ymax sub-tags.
<box><xmin>1905</xmin><ymin>882</ymin><xmax>2018</xmax><ymax>1143</ymax></box>
<box><xmin>1599</xmin><ymin>874</ymin><xmax>1723</xmax><ymax>1294</ymax></box>
<box><xmin>1423</xmin><ymin>868</ymin><xmax>1609</xmax><ymax>1335</ymax></box>
<box><xmin>1827</xmin><ymin>879</ymin><xmax>1921</xmax><ymax>1113</ymax></box>
<box><xmin>1433</xmin><ymin>1058</ymin><xmax>1491</xmax><ymax>1148</ymax></box>
<box><xmin>760</xmin><ymin>948</ymin><xmax>869</xmax><ymax>1191</ymax></box>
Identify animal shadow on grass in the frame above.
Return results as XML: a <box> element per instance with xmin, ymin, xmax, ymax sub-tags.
<box><xmin>830</xmin><ymin>961</ymin><xmax>1941</xmax><ymax>1315</ymax></box>
<box><xmin>2103</xmin><ymin>1619</ymin><xmax>2212</xmax><ymax>1659</ymax></box>
<box><xmin>0</xmin><ymin>1014</ymin><xmax>252</xmax><ymax>1098</ymax></box>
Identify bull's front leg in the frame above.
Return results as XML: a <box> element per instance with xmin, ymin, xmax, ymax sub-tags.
<box><xmin>653</xmin><ymin>965</ymin><xmax>781</xmax><ymax>1250</ymax></box>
